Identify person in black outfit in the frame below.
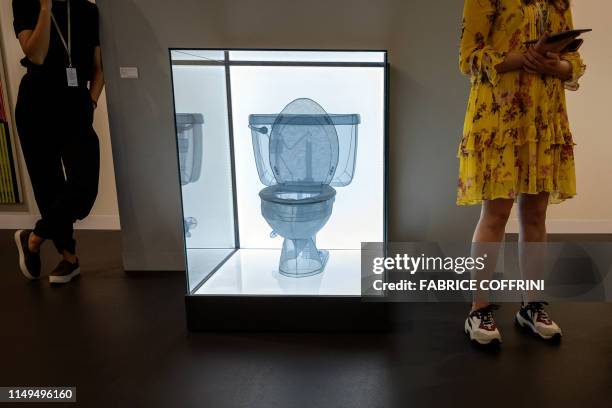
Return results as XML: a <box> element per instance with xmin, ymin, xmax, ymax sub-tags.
<box><xmin>12</xmin><ymin>0</ymin><xmax>104</xmax><ymax>284</ymax></box>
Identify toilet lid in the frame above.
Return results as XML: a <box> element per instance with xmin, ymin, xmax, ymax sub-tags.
<box><xmin>269</xmin><ymin>99</ymin><xmax>339</xmax><ymax>185</ymax></box>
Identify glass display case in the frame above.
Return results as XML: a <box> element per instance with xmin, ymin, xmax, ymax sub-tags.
<box><xmin>169</xmin><ymin>49</ymin><xmax>389</xmax><ymax>330</ymax></box>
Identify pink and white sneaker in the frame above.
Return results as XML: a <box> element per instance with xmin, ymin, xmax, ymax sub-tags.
<box><xmin>465</xmin><ymin>304</ymin><xmax>502</xmax><ymax>345</ymax></box>
<box><xmin>516</xmin><ymin>302</ymin><xmax>562</xmax><ymax>340</ymax></box>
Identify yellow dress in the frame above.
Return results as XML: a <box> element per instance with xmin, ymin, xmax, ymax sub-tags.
<box><xmin>457</xmin><ymin>0</ymin><xmax>586</xmax><ymax>205</ymax></box>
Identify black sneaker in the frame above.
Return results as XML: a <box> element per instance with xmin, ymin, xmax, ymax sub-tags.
<box><xmin>516</xmin><ymin>302</ymin><xmax>562</xmax><ymax>340</ymax></box>
<box><xmin>465</xmin><ymin>304</ymin><xmax>502</xmax><ymax>345</ymax></box>
<box><xmin>14</xmin><ymin>229</ymin><xmax>41</xmax><ymax>280</ymax></box>
<box><xmin>49</xmin><ymin>260</ymin><xmax>81</xmax><ymax>284</ymax></box>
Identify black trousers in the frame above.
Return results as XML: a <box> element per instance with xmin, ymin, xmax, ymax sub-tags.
<box><xmin>15</xmin><ymin>71</ymin><xmax>100</xmax><ymax>255</ymax></box>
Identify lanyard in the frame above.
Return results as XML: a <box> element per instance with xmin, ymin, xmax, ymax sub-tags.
<box><xmin>535</xmin><ymin>0</ymin><xmax>549</xmax><ymax>37</ymax></box>
<box><xmin>50</xmin><ymin>0</ymin><xmax>72</xmax><ymax>67</ymax></box>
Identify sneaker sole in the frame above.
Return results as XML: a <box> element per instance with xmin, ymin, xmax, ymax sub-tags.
<box><xmin>14</xmin><ymin>230</ymin><xmax>36</xmax><ymax>280</ymax></box>
<box><xmin>515</xmin><ymin>313</ymin><xmax>562</xmax><ymax>340</ymax></box>
<box><xmin>49</xmin><ymin>268</ymin><xmax>81</xmax><ymax>284</ymax></box>
<box><xmin>464</xmin><ymin>319</ymin><xmax>502</xmax><ymax>346</ymax></box>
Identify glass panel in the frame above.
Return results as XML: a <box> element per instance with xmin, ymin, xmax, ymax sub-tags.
<box><xmin>229</xmin><ymin>50</ymin><xmax>385</xmax><ymax>63</ymax></box>
<box><xmin>195</xmin><ymin>249</ymin><xmax>361</xmax><ymax>295</ymax></box>
<box><xmin>170</xmin><ymin>50</ymin><xmax>225</xmax><ymax>63</ymax></box>
<box><xmin>170</xmin><ymin>63</ymin><xmax>236</xmax><ymax>292</ymax></box>
<box><xmin>230</xmin><ymin>65</ymin><xmax>385</xmax><ymax>251</ymax></box>
<box><xmin>186</xmin><ymin>248</ymin><xmax>235</xmax><ymax>292</ymax></box>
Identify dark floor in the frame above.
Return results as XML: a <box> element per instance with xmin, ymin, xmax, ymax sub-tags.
<box><xmin>1</xmin><ymin>230</ymin><xmax>611</xmax><ymax>408</ymax></box>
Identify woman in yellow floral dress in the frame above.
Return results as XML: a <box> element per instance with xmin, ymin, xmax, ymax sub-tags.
<box><xmin>458</xmin><ymin>0</ymin><xmax>586</xmax><ymax>345</ymax></box>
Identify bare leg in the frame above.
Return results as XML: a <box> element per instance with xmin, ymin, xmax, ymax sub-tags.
<box><xmin>62</xmin><ymin>250</ymin><xmax>78</xmax><ymax>264</ymax></box>
<box><xmin>28</xmin><ymin>232</ymin><xmax>44</xmax><ymax>252</ymax></box>
<box><xmin>471</xmin><ymin>198</ymin><xmax>514</xmax><ymax>311</ymax></box>
<box><xmin>517</xmin><ymin>192</ymin><xmax>549</xmax><ymax>302</ymax></box>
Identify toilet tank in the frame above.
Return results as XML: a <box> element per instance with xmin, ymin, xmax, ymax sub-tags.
<box><xmin>249</xmin><ymin>113</ymin><xmax>360</xmax><ymax>187</ymax></box>
<box><xmin>175</xmin><ymin>113</ymin><xmax>204</xmax><ymax>186</ymax></box>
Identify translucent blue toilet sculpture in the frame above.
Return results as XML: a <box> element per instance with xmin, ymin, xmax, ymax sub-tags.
<box><xmin>249</xmin><ymin>98</ymin><xmax>360</xmax><ymax>277</ymax></box>
<box><xmin>176</xmin><ymin>113</ymin><xmax>204</xmax><ymax>238</ymax></box>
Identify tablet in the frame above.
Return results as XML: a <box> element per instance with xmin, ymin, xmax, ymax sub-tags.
<box><xmin>524</xmin><ymin>29</ymin><xmax>592</xmax><ymax>45</ymax></box>
<box><xmin>546</xmin><ymin>29</ymin><xmax>592</xmax><ymax>44</ymax></box>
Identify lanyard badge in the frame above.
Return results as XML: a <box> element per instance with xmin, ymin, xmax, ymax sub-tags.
<box><xmin>51</xmin><ymin>0</ymin><xmax>78</xmax><ymax>87</ymax></box>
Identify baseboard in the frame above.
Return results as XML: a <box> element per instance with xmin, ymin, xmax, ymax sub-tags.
<box><xmin>0</xmin><ymin>214</ymin><xmax>121</xmax><ymax>230</ymax></box>
<box><xmin>506</xmin><ymin>219</ymin><xmax>612</xmax><ymax>234</ymax></box>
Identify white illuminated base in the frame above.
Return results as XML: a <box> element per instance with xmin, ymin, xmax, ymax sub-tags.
<box><xmin>190</xmin><ymin>249</ymin><xmax>362</xmax><ymax>296</ymax></box>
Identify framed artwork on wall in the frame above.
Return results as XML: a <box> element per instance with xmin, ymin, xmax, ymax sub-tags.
<box><xmin>0</xmin><ymin>41</ymin><xmax>21</xmax><ymax>204</ymax></box>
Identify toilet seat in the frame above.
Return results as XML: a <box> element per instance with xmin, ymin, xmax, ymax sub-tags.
<box><xmin>259</xmin><ymin>184</ymin><xmax>336</xmax><ymax>205</ymax></box>
<box><xmin>269</xmin><ymin>99</ymin><xmax>340</xmax><ymax>186</ymax></box>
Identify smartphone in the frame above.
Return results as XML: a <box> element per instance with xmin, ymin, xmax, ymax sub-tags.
<box><xmin>561</xmin><ymin>38</ymin><xmax>584</xmax><ymax>53</ymax></box>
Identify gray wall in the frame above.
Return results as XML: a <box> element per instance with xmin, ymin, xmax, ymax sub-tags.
<box><xmin>97</xmin><ymin>0</ymin><xmax>479</xmax><ymax>271</ymax></box>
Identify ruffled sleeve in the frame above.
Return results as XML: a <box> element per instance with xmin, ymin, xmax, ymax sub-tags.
<box><xmin>459</xmin><ymin>0</ymin><xmax>506</xmax><ymax>86</ymax></box>
<box><xmin>560</xmin><ymin>7</ymin><xmax>586</xmax><ymax>91</ymax></box>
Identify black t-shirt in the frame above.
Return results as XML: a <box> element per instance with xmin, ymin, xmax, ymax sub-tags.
<box><xmin>13</xmin><ymin>0</ymin><xmax>100</xmax><ymax>82</ymax></box>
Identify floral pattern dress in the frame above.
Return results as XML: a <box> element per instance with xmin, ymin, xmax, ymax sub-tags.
<box><xmin>457</xmin><ymin>0</ymin><xmax>586</xmax><ymax>205</ymax></box>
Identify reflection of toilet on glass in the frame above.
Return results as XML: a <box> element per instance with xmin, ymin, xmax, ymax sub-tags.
<box><xmin>249</xmin><ymin>98</ymin><xmax>359</xmax><ymax>277</ymax></box>
<box><xmin>176</xmin><ymin>113</ymin><xmax>204</xmax><ymax>238</ymax></box>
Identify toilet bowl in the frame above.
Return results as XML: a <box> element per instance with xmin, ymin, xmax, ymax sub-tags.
<box><xmin>249</xmin><ymin>98</ymin><xmax>359</xmax><ymax>277</ymax></box>
<box><xmin>260</xmin><ymin>184</ymin><xmax>336</xmax><ymax>276</ymax></box>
